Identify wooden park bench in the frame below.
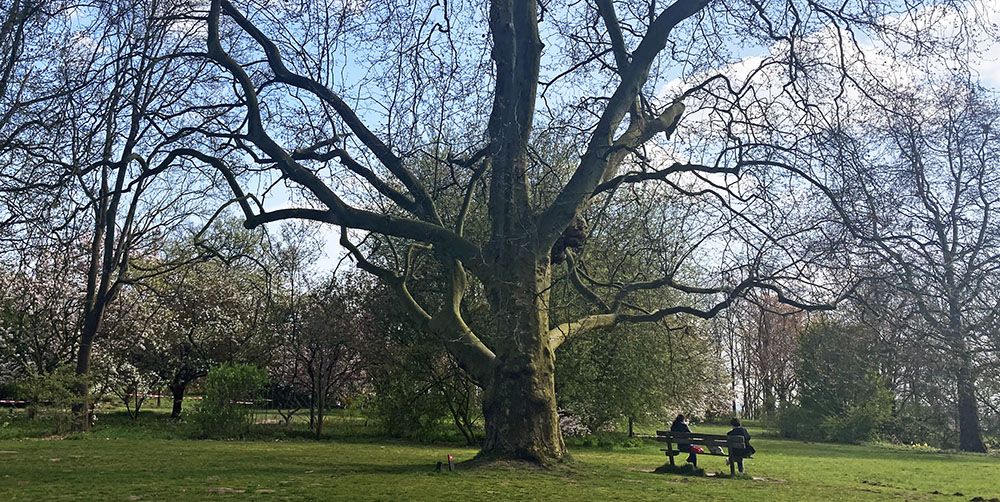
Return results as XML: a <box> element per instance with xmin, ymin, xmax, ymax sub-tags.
<box><xmin>655</xmin><ymin>430</ymin><xmax>748</xmax><ymax>477</ymax></box>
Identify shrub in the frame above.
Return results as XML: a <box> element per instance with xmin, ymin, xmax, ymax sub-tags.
<box><xmin>776</xmin><ymin>406</ymin><xmax>822</xmax><ymax>441</ymax></box>
<box><xmin>821</xmin><ymin>390</ymin><xmax>893</xmax><ymax>443</ymax></box>
<box><xmin>190</xmin><ymin>364</ymin><xmax>267</xmax><ymax>439</ymax></box>
<box><xmin>18</xmin><ymin>367</ymin><xmax>91</xmax><ymax>433</ymax></box>
<box><xmin>365</xmin><ymin>371</ymin><xmax>463</xmax><ymax>442</ymax></box>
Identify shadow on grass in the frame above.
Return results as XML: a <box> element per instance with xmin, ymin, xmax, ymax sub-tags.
<box><xmin>651</xmin><ymin>463</ymin><xmax>761</xmax><ymax>482</ymax></box>
<box><xmin>652</xmin><ymin>463</ymin><xmax>706</xmax><ymax>476</ymax></box>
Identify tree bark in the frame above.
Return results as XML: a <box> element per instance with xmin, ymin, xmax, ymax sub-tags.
<box><xmin>955</xmin><ymin>344</ymin><xmax>986</xmax><ymax>452</ymax></box>
<box><xmin>477</xmin><ymin>256</ymin><xmax>566</xmax><ymax>464</ymax></box>
<box><xmin>946</xmin><ymin>291</ymin><xmax>987</xmax><ymax>453</ymax></box>
<box><xmin>480</xmin><ymin>356</ymin><xmax>564</xmax><ymax>464</ymax></box>
<box><xmin>71</xmin><ymin>308</ymin><xmax>103</xmax><ymax>431</ymax></box>
<box><xmin>169</xmin><ymin>382</ymin><xmax>187</xmax><ymax>419</ymax></box>
<box><xmin>315</xmin><ymin>379</ymin><xmax>325</xmax><ymax>438</ymax></box>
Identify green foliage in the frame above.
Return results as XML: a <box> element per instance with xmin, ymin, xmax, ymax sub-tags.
<box><xmin>557</xmin><ymin>323</ymin><xmax>730</xmax><ymax>433</ymax></box>
<box><xmin>363</xmin><ymin>341</ymin><xmax>481</xmax><ymax>443</ymax></box>
<box><xmin>0</xmin><ymin>382</ymin><xmax>17</xmax><ymax>399</ymax></box>
<box><xmin>191</xmin><ymin>364</ymin><xmax>268</xmax><ymax>439</ymax></box>
<box><xmin>17</xmin><ymin>366</ymin><xmax>90</xmax><ymax>433</ymax></box>
<box><xmin>365</xmin><ymin>369</ymin><xmax>457</xmax><ymax>441</ymax></box>
<box><xmin>361</xmin><ymin>289</ymin><xmax>482</xmax><ymax>444</ymax></box>
<box><xmin>563</xmin><ymin>431</ymin><xmax>647</xmax><ymax>449</ymax></box>
<box><xmin>779</xmin><ymin>320</ymin><xmax>893</xmax><ymax>443</ymax></box>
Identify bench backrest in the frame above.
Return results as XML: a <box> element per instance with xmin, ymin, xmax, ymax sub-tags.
<box><xmin>655</xmin><ymin>431</ymin><xmax>745</xmax><ymax>449</ymax></box>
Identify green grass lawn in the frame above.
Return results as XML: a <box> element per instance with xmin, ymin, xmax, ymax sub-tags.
<box><xmin>1</xmin><ymin>412</ymin><xmax>998</xmax><ymax>501</ymax></box>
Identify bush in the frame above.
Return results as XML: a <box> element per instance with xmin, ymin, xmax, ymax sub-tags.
<box><xmin>564</xmin><ymin>430</ymin><xmax>648</xmax><ymax>449</ymax></box>
<box><xmin>880</xmin><ymin>402</ymin><xmax>956</xmax><ymax>447</ymax></box>
<box><xmin>0</xmin><ymin>382</ymin><xmax>18</xmax><ymax>399</ymax></box>
<box><xmin>190</xmin><ymin>364</ymin><xmax>267</xmax><ymax>439</ymax></box>
<box><xmin>18</xmin><ymin>367</ymin><xmax>91</xmax><ymax>433</ymax></box>
<box><xmin>823</xmin><ymin>391</ymin><xmax>893</xmax><ymax>443</ymax></box>
<box><xmin>776</xmin><ymin>406</ymin><xmax>821</xmax><ymax>441</ymax></box>
<box><xmin>361</xmin><ymin>292</ymin><xmax>482</xmax><ymax>444</ymax></box>
<box><xmin>365</xmin><ymin>371</ymin><xmax>466</xmax><ymax>442</ymax></box>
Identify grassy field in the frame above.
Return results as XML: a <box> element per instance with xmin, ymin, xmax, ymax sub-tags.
<box><xmin>1</xmin><ymin>410</ymin><xmax>998</xmax><ymax>501</ymax></box>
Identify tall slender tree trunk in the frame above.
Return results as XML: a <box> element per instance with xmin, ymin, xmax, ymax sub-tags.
<box><xmin>946</xmin><ymin>292</ymin><xmax>987</xmax><ymax>453</ymax></box>
<box><xmin>71</xmin><ymin>308</ymin><xmax>103</xmax><ymax>431</ymax></box>
<box><xmin>478</xmin><ymin>256</ymin><xmax>566</xmax><ymax>464</ymax></box>
<box><xmin>955</xmin><ymin>341</ymin><xmax>986</xmax><ymax>452</ymax></box>
<box><xmin>315</xmin><ymin>376</ymin><xmax>325</xmax><ymax>438</ymax></box>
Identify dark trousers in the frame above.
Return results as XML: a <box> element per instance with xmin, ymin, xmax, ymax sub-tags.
<box><xmin>731</xmin><ymin>446</ymin><xmax>752</xmax><ymax>473</ymax></box>
<box><xmin>679</xmin><ymin>445</ymin><xmax>697</xmax><ymax>465</ymax></box>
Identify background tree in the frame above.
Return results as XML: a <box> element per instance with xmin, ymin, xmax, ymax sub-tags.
<box><xmin>714</xmin><ymin>294</ymin><xmax>805</xmax><ymax>419</ymax></box>
<box><xmin>86</xmin><ymin>222</ymin><xmax>279</xmax><ymax>419</ymax></box>
<box><xmin>289</xmin><ymin>276</ymin><xmax>367</xmax><ymax>438</ymax></box>
<box><xmin>147</xmin><ymin>241</ymin><xmax>275</xmax><ymax>419</ymax></box>
<box><xmin>805</xmin><ymin>79</ymin><xmax>1000</xmax><ymax>452</ymax></box>
<box><xmin>1</xmin><ymin>0</ymin><xmax>217</xmax><ymax>429</ymax></box>
<box><xmin>557</xmin><ymin>322</ymin><xmax>729</xmax><ymax>436</ymax></box>
<box><xmin>778</xmin><ymin>319</ymin><xmax>894</xmax><ymax>443</ymax></box>
<box><xmin>0</xmin><ymin>248</ymin><xmax>83</xmax><ymax>389</ymax></box>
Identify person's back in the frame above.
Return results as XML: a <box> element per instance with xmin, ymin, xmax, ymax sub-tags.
<box><xmin>728</xmin><ymin>425</ymin><xmax>750</xmax><ymax>444</ymax></box>
<box><xmin>726</xmin><ymin>418</ymin><xmax>755</xmax><ymax>473</ymax></box>
<box><xmin>670</xmin><ymin>416</ymin><xmax>692</xmax><ymax>435</ymax></box>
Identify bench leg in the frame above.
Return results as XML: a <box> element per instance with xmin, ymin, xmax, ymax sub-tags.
<box><xmin>667</xmin><ymin>439</ymin><xmax>674</xmax><ymax>467</ymax></box>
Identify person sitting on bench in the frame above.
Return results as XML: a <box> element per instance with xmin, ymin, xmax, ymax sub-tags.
<box><xmin>726</xmin><ymin>418</ymin><xmax>756</xmax><ymax>473</ymax></box>
<box><xmin>670</xmin><ymin>414</ymin><xmax>697</xmax><ymax>466</ymax></box>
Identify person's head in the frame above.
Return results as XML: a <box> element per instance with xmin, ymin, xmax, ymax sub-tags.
<box><xmin>730</xmin><ymin>418</ymin><xmax>741</xmax><ymax>427</ymax></box>
<box><xmin>674</xmin><ymin>414</ymin><xmax>686</xmax><ymax>425</ymax></box>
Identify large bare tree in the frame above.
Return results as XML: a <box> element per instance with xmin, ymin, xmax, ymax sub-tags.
<box><xmin>1</xmin><ymin>0</ymin><xmax>220</xmax><ymax>429</ymax></box>
<box><xmin>146</xmin><ymin>0</ymin><xmax>978</xmax><ymax>463</ymax></box>
<box><xmin>809</xmin><ymin>80</ymin><xmax>1000</xmax><ymax>452</ymax></box>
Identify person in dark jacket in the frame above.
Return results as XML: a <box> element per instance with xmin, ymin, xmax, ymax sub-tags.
<box><xmin>670</xmin><ymin>414</ymin><xmax>697</xmax><ymax>466</ymax></box>
<box><xmin>726</xmin><ymin>418</ymin><xmax>756</xmax><ymax>473</ymax></box>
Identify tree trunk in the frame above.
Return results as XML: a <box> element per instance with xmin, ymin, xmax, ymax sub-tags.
<box><xmin>315</xmin><ymin>382</ymin><xmax>324</xmax><ymax>438</ymax></box>
<box><xmin>133</xmin><ymin>391</ymin><xmax>145</xmax><ymax>419</ymax></box>
<box><xmin>169</xmin><ymin>382</ymin><xmax>187</xmax><ymax>419</ymax></box>
<box><xmin>480</xmin><ymin>356</ymin><xmax>564</xmax><ymax>464</ymax></box>
<box><xmin>956</xmin><ymin>347</ymin><xmax>986</xmax><ymax>452</ymax></box>
<box><xmin>71</xmin><ymin>309</ymin><xmax>102</xmax><ymax>431</ymax></box>
<box><xmin>946</xmin><ymin>295</ymin><xmax>987</xmax><ymax>453</ymax></box>
<box><xmin>628</xmin><ymin>416</ymin><xmax>634</xmax><ymax>438</ymax></box>
<box><xmin>478</xmin><ymin>256</ymin><xmax>566</xmax><ymax>464</ymax></box>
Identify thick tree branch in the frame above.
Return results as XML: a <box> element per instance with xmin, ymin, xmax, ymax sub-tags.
<box><xmin>218</xmin><ymin>0</ymin><xmax>441</xmax><ymax>225</ymax></box>
<box><xmin>535</xmin><ymin>0</ymin><xmax>711</xmax><ymax>250</ymax></box>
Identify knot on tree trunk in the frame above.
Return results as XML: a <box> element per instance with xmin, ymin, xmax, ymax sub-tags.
<box><xmin>550</xmin><ymin>217</ymin><xmax>587</xmax><ymax>265</ymax></box>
